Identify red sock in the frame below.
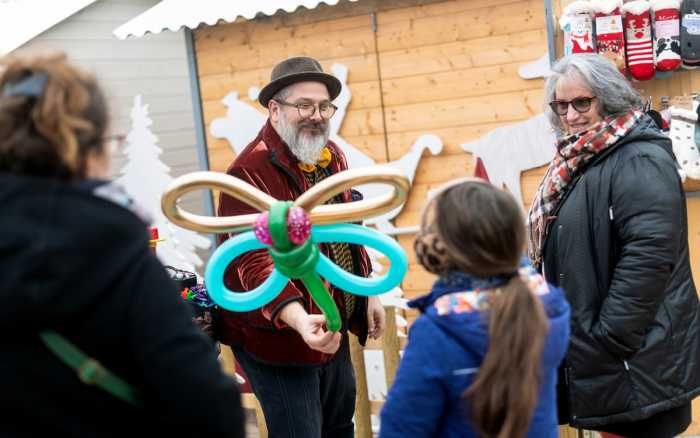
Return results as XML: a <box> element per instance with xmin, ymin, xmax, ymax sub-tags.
<box><xmin>561</xmin><ymin>1</ymin><xmax>596</xmax><ymax>55</ymax></box>
<box><xmin>623</xmin><ymin>1</ymin><xmax>655</xmax><ymax>80</ymax></box>
<box><xmin>593</xmin><ymin>0</ymin><xmax>627</xmax><ymax>74</ymax></box>
<box><xmin>652</xmin><ymin>0</ymin><xmax>681</xmax><ymax>71</ymax></box>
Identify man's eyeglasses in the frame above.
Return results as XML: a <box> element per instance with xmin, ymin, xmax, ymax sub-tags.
<box><xmin>274</xmin><ymin>99</ymin><xmax>338</xmax><ymax>120</ymax></box>
<box><xmin>549</xmin><ymin>96</ymin><xmax>596</xmax><ymax>116</ymax></box>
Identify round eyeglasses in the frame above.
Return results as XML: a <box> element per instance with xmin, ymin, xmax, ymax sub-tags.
<box><xmin>549</xmin><ymin>96</ymin><xmax>596</xmax><ymax>116</ymax></box>
<box><xmin>274</xmin><ymin>100</ymin><xmax>338</xmax><ymax>120</ymax></box>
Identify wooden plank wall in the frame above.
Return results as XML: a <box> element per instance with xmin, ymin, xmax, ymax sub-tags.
<box><xmin>194</xmin><ymin>0</ymin><xmax>549</xmax><ymax>312</ymax></box>
<box><xmin>196</xmin><ymin>0</ymin><xmax>699</xmax><ymax>435</ymax></box>
<box><xmin>377</xmin><ymin>0</ymin><xmax>550</xmax><ymax>325</ymax></box>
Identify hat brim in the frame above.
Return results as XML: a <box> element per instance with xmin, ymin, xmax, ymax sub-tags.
<box><xmin>258</xmin><ymin>72</ymin><xmax>342</xmax><ymax>107</ymax></box>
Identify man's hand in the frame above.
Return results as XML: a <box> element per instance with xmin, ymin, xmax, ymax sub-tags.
<box><xmin>278</xmin><ymin>301</ymin><xmax>341</xmax><ymax>354</ymax></box>
<box><xmin>367</xmin><ymin>296</ymin><xmax>386</xmax><ymax>340</ymax></box>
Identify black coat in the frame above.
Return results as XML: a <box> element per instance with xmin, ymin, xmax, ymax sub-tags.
<box><xmin>0</xmin><ymin>173</ymin><xmax>245</xmax><ymax>437</ymax></box>
<box><xmin>542</xmin><ymin>115</ymin><xmax>700</xmax><ymax>429</ymax></box>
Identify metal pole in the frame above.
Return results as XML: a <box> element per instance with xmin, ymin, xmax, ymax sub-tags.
<box><xmin>184</xmin><ymin>27</ymin><xmax>217</xmax><ymax>251</ymax></box>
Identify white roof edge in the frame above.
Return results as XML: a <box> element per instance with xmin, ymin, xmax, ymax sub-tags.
<box><xmin>1</xmin><ymin>0</ymin><xmax>99</xmax><ymax>56</ymax></box>
<box><xmin>113</xmin><ymin>0</ymin><xmax>359</xmax><ymax>40</ymax></box>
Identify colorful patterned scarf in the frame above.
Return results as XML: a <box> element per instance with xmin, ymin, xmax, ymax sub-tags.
<box><xmin>527</xmin><ymin>110</ymin><xmax>643</xmax><ymax>268</ymax></box>
<box><xmin>302</xmin><ymin>166</ymin><xmax>357</xmax><ymax>319</ymax></box>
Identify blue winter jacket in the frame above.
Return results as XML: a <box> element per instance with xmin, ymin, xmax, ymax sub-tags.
<box><xmin>380</xmin><ymin>263</ymin><xmax>570</xmax><ymax>438</ymax></box>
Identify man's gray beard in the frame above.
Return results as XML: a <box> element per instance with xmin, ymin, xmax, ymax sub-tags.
<box><xmin>276</xmin><ymin>112</ymin><xmax>329</xmax><ymax>165</ymax></box>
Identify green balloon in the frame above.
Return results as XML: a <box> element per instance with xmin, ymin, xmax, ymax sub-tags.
<box><xmin>267</xmin><ymin>201</ymin><xmax>341</xmax><ymax>332</ymax></box>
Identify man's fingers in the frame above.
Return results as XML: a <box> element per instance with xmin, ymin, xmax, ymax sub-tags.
<box><xmin>374</xmin><ymin>323</ymin><xmax>384</xmax><ymax>339</ymax></box>
<box><xmin>306</xmin><ymin>330</ymin><xmax>341</xmax><ymax>354</ymax></box>
<box><xmin>306</xmin><ymin>326</ymin><xmax>331</xmax><ymax>344</ymax></box>
<box><xmin>300</xmin><ymin>314</ymin><xmax>341</xmax><ymax>353</ymax></box>
<box><xmin>319</xmin><ymin>332</ymin><xmax>341</xmax><ymax>354</ymax></box>
<box><xmin>376</xmin><ymin>310</ymin><xmax>386</xmax><ymax>338</ymax></box>
<box><xmin>307</xmin><ymin>314</ymin><xmax>327</xmax><ymax>326</ymax></box>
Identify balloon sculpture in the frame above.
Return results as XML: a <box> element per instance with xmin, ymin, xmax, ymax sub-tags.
<box><xmin>161</xmin><ymin>167</ymin><xmax>410</xmax><ymax>332</ymax></box>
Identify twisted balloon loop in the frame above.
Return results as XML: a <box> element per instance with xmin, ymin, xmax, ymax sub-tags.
<box><xmin>161</xmin><ymin>167</ymin><xmax>410</xmax><ymax>332</ymax></box>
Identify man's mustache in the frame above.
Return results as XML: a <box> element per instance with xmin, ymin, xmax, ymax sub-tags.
<box><xmin>297</xmin><ymin>122</ymin><xmax>327</xmax><ymax>132</ymax></box>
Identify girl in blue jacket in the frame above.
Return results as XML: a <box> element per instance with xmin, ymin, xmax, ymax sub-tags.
<box><xmin>380</xmin><ymin>178</ymin><xmax>570</xmax><ymax>438</ymax></box>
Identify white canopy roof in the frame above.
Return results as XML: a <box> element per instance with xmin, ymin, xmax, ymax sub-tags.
<box><xmin>113</xmin><ymin>0</ymin><xmax>359</xmax><ymax>40</ymax></box>
<box><xmin>0</xmin><ymin>0</ymin><xmax>98</xmax><ymax>56</ymax></box>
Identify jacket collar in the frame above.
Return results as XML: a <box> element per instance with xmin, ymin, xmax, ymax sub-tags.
<box><xmin>261</xmin><ymin>119</ymin><xmax>297</xmax><ymax>171</ymax></box>
<box><xmin>539</xmin><ymin>114</ymin><xmax>667</xmax><ymax>259</ymax></box>
<box><xmin>261</xmin><ymin>119</ymin><xmax>307</xmax><ymax>193</ymax></box>
<box><xmin>408</xmin><ymin>270</ymin><xmax>513</xmax><ymax>313</ymax></box>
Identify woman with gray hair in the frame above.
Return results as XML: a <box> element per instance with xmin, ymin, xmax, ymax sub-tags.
<box><xmin>528</xmin><ymin>53</ymin><xmax>700</xmax><ymax>438</ymax></box>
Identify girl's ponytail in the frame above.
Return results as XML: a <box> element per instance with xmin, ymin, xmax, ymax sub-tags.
<box><xmin>463</xmin><ymin>275</ymin><xmax>548</xmax><ymax>438</ymax></box>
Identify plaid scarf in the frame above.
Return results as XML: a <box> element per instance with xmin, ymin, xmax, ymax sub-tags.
<box><xmin>527</xmin><ymin>110</ymin><xmax>643</xmax><ymax>268</ymax></box>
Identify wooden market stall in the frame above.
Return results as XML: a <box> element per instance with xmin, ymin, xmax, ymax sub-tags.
<box><xmin>189</xmin><ymin>0</ymin><xmax>699</xmax><ymax>435</ymax></box>
<box><xmin>196</xmin><ymin>0</ymin><xmax>550</xmax><ymax>317</ymax></box>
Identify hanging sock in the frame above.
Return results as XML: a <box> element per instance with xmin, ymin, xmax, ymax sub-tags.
<box><xmin>560</xmin><ymin>1</ymin><xmax>596</xmax><ymax>55</ymax></box>
<box><xmin>668</xmin><ymin>102</ymin><xmax>700</xmax><ymax>181</ymax></box>
<box><xmin>593</xmin><ymin>0</ymin><xmax>627</xmax><ymax>74</ymax></box>
<box><xmin>623</xmin><ymin>1</ymin><xmax>655</xmax><ymax>80</ymax></box>
<box><xmin>680</xmin><ymin>0</ymin><xmax>700</xmax><ymax>68</ymax></box>
<box><xmin>652</xmin><ymin>0</ymin><xmax>682</xmax><ymax>71</ymax></box>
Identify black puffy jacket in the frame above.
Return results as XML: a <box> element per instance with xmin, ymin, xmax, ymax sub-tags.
<box><xmin>542</xmin><ymin>115</ymin><xmax>700</xmax><ymax>429</ymax></box>
<box><xmin>0</xmin><ymin>173</ymin><xmax>245</xmax><ymax>437</ymax></box>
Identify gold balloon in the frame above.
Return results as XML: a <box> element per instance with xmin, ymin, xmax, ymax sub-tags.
<box><xmin>161</xmin><ymin>166</ymin><xmax>410</xmax><ymax>234</ymax></box>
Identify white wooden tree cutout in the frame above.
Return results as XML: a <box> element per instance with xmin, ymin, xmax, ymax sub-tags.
<box><xmin>209</xmin><ymin>63</ymin><xmax>443</xmax><ymax>234</ymax></box>
<box><xmin>118</xmin><ymin>95</ymin><xmax>211</xmax><ymax>273</ymax></box>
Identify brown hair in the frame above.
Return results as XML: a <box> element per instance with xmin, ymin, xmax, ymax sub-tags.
<box><xmin>0</xmin><ymin>53</ymin><xmax>109</xmax><ymax>180</ymax></box>
<box><xmin>431</xmin><ymin>181</ymin><xmax>549</xmax><ymax>438</ymax></box>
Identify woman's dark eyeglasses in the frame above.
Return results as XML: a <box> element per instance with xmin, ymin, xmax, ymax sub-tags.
<box><xmin>549</xmin><ymin>96</ymin><xmax>596</xmax><ymax>116</ymax></box>
<box><xmin>274</xmin><ymin>100</ymin><xmax>338</xmax><ymax>120</ymax></box>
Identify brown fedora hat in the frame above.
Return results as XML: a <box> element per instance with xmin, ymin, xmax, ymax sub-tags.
<box><xmin>258</xmin><ymin>56</ymin><xmax>341</xmax><ymax>107</ymax></box>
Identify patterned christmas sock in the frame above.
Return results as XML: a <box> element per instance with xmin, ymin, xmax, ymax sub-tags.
<box><xmin>652</xmin><ymin>0</ymin><xmax>681</xmax><ymax>71</ymax></box>
<box><xmin>623</xmin><ymin>1</ymin><xmax>655</xmax><ymax>80</ymax></box>
<box><xmin>593</xmin><ymin>0</ymin><xmax>626</xmax><ymax>74</ymax></box>
<box><xmin>669</xmin><ymin>104</ymin><xmax>700</xmax><ymax>180</ymax></box>
<box><xmin>681</xmin><ymin>0</ymin><xmax>700</xmax><ymax>68</ymax></box>
<box><xmin>561</xmin><ymin>1</ymin><xmax>596</xmax><ymax>55</ymax></box>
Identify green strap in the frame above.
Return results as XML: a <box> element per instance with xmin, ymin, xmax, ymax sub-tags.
<box><xmin>39</xmin><ymin>330</ymin><xmax>143</xmax><ymax>407</ymax></box>
<box><xmin>268</xmin><ymin>201</ymin><xmax>342</xmax><ymax>332</ymax></box>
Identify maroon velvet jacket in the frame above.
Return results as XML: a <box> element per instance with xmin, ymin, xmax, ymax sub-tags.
<box><xmin>217</xmin><ymin>119</ymin><xmax>371</xmax><ymax>365</ymax></box>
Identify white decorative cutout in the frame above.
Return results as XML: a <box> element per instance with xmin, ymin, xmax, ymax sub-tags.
<box><xmin>518</xmin><ymin>53</ymin><xmax>554</xmax><ymax>79</ymax></box>
<box><xmin>364</xmin><ymin>349</ymin><xmax>388</xmax><ymax>400</ymax></box>
<box><xmin>209</xmin><ymin>63</ymin><xmax>443</xmax><ymax>234</ymax></box>
<box><xmin>117</xmin><ymin>95</ymin><xmax>211</xmax><ymax>274</ymax></box>
<box><xmin>461</xmin><ymin>113</ymin><xmax>556</xmax><ymax>204</ymax></box>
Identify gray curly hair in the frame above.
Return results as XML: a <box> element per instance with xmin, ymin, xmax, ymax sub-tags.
<box><xmin>545</xmin><ymin>54</ymin><xmax>642</xmax><ymax>136</ymax></box>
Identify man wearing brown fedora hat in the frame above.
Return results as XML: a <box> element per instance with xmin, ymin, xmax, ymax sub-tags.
<box><xmin>216</xmin><ymin>56</ymin><xmax>385</xmax><ymax>438</ymax></box>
